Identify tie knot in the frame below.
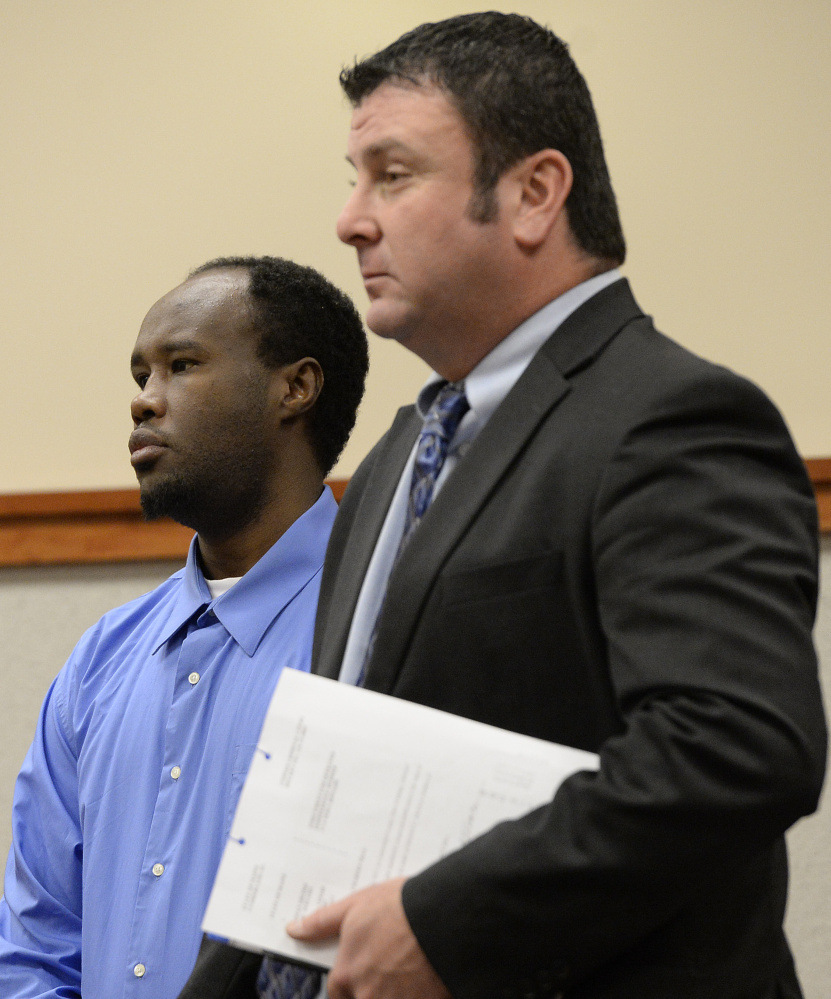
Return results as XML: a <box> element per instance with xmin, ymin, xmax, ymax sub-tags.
<box><xmin>404</xmin><ymin>381</ymin><xmax>470</xmax><ymax>535</ymax></box>
<box><xmin>424</xmin><ymin>381</ymin><xmax>469</xmax><ymax>442</ymax></box>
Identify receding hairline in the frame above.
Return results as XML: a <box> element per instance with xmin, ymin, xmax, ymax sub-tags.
<box><xmin>138</xmin><ymin>267</ymin><xmax>258</xmax><ymax>346</ymax></box>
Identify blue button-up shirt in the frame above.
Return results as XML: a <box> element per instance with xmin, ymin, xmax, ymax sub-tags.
<box><xmin>0</xmin><ymin>487</ymin><xmax>338</xmax><ymax>999</ymax></box>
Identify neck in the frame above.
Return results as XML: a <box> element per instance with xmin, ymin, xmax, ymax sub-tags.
<box><xmin>430</xmin><ymin>255</ymin><xmax>611</xmax><ymax>381</ymax></box>
<box><xmin>196</xmin><ymin>476</ymin><xmax>323</xmax><ymax>580</ymax></box>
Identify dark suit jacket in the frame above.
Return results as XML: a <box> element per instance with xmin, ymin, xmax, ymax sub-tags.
<box><xmin>178</xmin><ymin>280</ymin><xmax>825</xmax><ymax>999</ymax></box>
<box><xmin>310</xmin><ymin>279</ymin><xmax>826</xmax><ymax>999</ymax></box>
<box><xmin>176</xmin><ymin>935</ymin><xmax>262</xmax><ymax>999</ymax></box>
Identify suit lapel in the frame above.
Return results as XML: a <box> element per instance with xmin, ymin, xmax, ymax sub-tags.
<box><xmin>314</xmin><ymin>405</ymin><xmax>422</xmax><ymax>680</ymax></box>
<box><xmin>540</xmin><ymin>277</ymin><xmax>644</xmax><ymax>377</ymax></box>
<box><xmin>364</xmin><ymin>350</ymin><xmax>570</xmax><ymax>693</ymax></box>
<box><xmin>365</xmin><ymin>278</ymin><xmax>644</xmax><ymax>693</ymax></box>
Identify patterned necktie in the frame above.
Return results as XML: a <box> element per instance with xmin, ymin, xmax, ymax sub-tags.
<box><xmin>396</xmin><ymin>380</ymin><xmax>470</xmax><ymax>560</ymax></box>
<box><xmin>257</xmin><ymin>958</ymin><xmax>322</xmax><ymax>999</ymax></box>
<box><xmin>357</xmin><ymin>381</ymin><xmax>469</xmax><ymax>686</ymax></box>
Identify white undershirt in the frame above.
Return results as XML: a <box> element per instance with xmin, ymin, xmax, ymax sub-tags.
<box><xmin>205</xmin><ymin>576</ymin><xmax>242</xmax><ymax>599</ymax></box>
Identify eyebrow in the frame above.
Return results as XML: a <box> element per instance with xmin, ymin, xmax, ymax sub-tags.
<box><xmin>130</xmin><ymin>337</ymin><xmax>206</xmax><ymax>368</ymax></box>
<box><xmin>346</xmin><ymin>139</ymin><xmax>417</xmax><ymax>167</ymax></box>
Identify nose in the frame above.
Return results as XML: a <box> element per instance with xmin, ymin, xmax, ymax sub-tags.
<box><xmin>336</xmin><ymin>183</ymin><xmax>381</xmax><ymax>246</ymax></box>
<box><xmin>130</xmin><ymin>376</ymin><xmax>166</xmax><ymax>426</ymax></box>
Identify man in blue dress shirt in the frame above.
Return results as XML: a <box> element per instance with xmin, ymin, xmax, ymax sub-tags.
<box><xmin>0</xmin><ymin>256</ymin><xmax>368</xmax><ymax>999</ymax></box>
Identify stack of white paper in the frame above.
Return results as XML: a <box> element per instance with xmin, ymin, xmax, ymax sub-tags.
<box><xmin>202</xmin><ymin>668</ymin><xmax>599</xmax><ymax>968</ymax></box>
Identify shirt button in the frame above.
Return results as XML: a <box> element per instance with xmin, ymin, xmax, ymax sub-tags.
<box><xmin>170</xmin><ymin>766</ymin><xmax>181</xmax><ymax>780</ymax></box>
<box><xmin>152</xmin><ymin>863</ymin><xmax>165</xmax><ymax>877</ymax></box>
<box><xmin>188</xmin><ymin>671</ymin><xmax>200</xmax><ymax>685</ymax></box>
<box><xmin>134</xmin><ymin>963</ymin><xmax>146</xmax><ymax>978</ymax></box>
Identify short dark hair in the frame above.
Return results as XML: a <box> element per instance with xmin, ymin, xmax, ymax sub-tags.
<box><xmin>191</xmin><ymin>256</ymin><xmax>368</xmax><ymax>476</ymax></box>
<box><xmin>340</xmin><ymin>11</ymin><xmax>625</xmax><ymax>265</ymax></box>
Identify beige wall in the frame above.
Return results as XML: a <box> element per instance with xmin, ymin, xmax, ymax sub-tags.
<box><xmin>0</xmin><ymin>0</ymin><xmax>829</xmax><ymax>495</ymax></box>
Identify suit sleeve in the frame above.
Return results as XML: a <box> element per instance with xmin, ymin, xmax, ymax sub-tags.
<box><xmin>0</xmin><ymin>666</ymin><xmax>83</xmax><ymax>998</ymax></box>
<box><xmin>401</xmin><ymin>369</ymin><xmax>826</xmax><ymax>997</ymax></box>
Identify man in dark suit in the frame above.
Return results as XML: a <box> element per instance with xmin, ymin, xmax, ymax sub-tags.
<box><xmin>183</xmin><ymin>12</ymin><xmax>826</xmax><ymax>999</ymax></box>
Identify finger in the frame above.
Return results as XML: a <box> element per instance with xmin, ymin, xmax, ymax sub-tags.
<box><xmin>287</xmin><ymin>895</ymin><xmax>351</xmax><ymax>940</ymax></box>
<box><xmin>325</xmin><ymin>964</ymin><xmax>353</xmax><ymax>999</ymax></box>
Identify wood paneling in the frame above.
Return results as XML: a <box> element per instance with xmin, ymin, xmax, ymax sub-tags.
<box><xmin>806</xmin><ymin>458</ymin><xmax>831</xmax><ymax>537</ymax></box>
<box><xmin>0</xmin><ymin>481</ymin><xmax>348</xmax><ymax>567</ymax></box>
<box><xmin>0</xmin><ymin>465</ymin><xmax>826</xmax><ymax>568</ymax></box>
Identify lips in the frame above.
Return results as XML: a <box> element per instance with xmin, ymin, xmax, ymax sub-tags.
<box><xmin>360</xmin><ymin>271</ymin><xmax>392</xmax><ymax>300</ymax></box>
<box><xmin>359</xmin><ymin>254</ymin><xmax>391</xmax><ymax>283</ymax></box>
<box><xmin>128</xmin><ymin>428</ymin><xmax>169</xmax><ymax>468</ymax></box>
<box><xmin>360</xmin><ymin>270</ymin><xmax>388</xmax><ymax>286</ymax></box>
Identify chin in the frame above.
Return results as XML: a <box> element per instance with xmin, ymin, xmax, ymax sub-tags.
<box><xmin>138</xmin><ymin>474</ymin><xmax>190</xmax><ymax>524</ymax></box>
<box><xmin>365</xmin><ymin>302</ymin><xmax>418</xmax><ymax>346</ymax></box>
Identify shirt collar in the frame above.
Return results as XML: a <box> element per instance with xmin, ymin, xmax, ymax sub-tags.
<box><xmin>417</xmin><ymin>269</ymin><xmax>622</xmax><ymax>423</ymax></box>
<box><xmin>152</xmin><ymin>486</ymin><xmax>338</xmax><ymax>656</ymax></box>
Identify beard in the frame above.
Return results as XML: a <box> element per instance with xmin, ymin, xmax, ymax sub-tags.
<box><xmin>139</xmin><ymin>458</ymin><xmax>269</xmax><ymax>540</ymax></box>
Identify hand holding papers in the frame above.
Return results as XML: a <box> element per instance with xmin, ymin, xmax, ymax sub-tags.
<box><xmin>202</xmin><ymin>669</ymin><xmax>599</xmax><ymax>968</ymax></box>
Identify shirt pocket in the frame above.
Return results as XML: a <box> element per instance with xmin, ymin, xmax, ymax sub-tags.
<box><xmin>224</xmin><ymin>742</ymin><xmax>258</xmax><ymax>838</ymax></box>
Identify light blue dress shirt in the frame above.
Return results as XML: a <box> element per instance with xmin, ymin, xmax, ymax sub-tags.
<box><xmin>339</xmin><ymin>271</ymin><xmax>622</xmax><ymax>684</ymax></box>
<box><xmin>0</xmin><ymin>487</ymin><xmax>338</xmax><ymax>999</ymax></box>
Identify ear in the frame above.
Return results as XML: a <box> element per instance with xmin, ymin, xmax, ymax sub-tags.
<box><xmin>273</xmin><ymin>357</ymin><xmax>324</xmax><ymax>420</ymax></box>
<box><xmin>509</xmin><ymin>149</ymin><xmax>573</xmax><ymax>251</ymax></box>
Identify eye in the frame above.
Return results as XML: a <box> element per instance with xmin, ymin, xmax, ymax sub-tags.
<box><xmin>171</xmin><ymin>358</ymin><xmax>196</xmax><ymax>374</ymax></box>
<box><xmin>381</xmin><ymin>168</ymin><xmax>407</xmax><ymax>185</ymax></box>
<box><xmin>133</xmin><ymin>371</ymin><xmax>149</xmax><ymax>389</ymax></box>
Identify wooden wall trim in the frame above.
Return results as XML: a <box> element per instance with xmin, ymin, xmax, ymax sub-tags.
<box><xmin>0</xmin><ymin>480</ymin><xmax>348</xmax><ymax>567</ymax></box>
<box><xmin>0</xmin><ymin>464</ymin><xmax>827</xmax><ymax>568</ymax></box>
<box><xmin>807</xmin><ymin>458</ymin><xmax>831</xmax><ymax>537</ymax></box>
